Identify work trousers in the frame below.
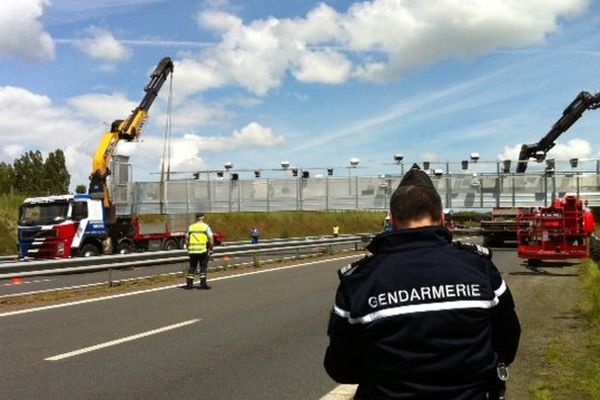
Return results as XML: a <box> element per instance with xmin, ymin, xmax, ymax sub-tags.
<box><xmin>188</xmin><ymin>252</ymin><xmax>209</xmax><ymax>278</ymax></box>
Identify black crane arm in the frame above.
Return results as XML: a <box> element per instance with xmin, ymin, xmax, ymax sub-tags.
<box><xmin>516</xmin><ymin>91</ymin><xmax>600</xmax><ymax>173</ymax></box>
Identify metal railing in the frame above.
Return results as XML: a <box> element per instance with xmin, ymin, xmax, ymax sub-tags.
<box><xmin>0</xmin><ymin>236</ymin><xmax>367</xmax><ymax>283</ymax></box>
<box><xmin>115</xmin><ymin>169</ymin><xmax>600</xmax><ymax>214</ymax></box>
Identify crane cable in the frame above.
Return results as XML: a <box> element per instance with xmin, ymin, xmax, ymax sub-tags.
<box><xmin>160</xmin><ymin>73</ymin><xmax>174</xmax><ymax>183</ymax></box>
<box><xmin>159</xmin><ymin>73</ymin><xmax>174</xmax><ymax>214</ymax></box>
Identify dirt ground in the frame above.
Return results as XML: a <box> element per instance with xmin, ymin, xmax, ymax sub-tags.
<box><xmin>505</xmin><ymin>258</ymin><xmax>588</xmax><ymax>399</ymax></box>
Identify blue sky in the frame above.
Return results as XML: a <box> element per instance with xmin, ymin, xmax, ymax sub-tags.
<box><xmin>1</xmin><ymin>0</ymin><xmax>600</xmax><ymax>186</ymax></box>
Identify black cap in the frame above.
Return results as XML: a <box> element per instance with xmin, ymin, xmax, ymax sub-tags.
<box><xmin>398</xmin><ymin>163</ymin><xmax>435</xmax><ymax>188</ymax></box>
<box><xmin>196</xmin><ymin>213</ymin><xmax>205</xmax><ymax>219</ymax></box>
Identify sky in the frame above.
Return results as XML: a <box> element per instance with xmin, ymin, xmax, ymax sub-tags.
<box><xmin>2</xmin><ymin>0</ymin><xmax>600</xmax><ymax>187</ymax></box>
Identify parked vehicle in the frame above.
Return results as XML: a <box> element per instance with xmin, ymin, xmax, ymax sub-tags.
<box><xmin>18</xmin><ymin>195</ymin><xmax>190</xmax><ymax>258</ymax></box>
<box><xmin>480</xmin><ymin>207</ymin><xmax>520</xmax><ymax>246</ymax></box>
<box><xmin>517</xmin><ymin>195</ymin><xmax>589</xmax><ymax>265</ymax></box>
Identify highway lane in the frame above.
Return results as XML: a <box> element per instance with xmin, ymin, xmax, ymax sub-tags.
<box><xmin>0</xmin><ymin>238</ymin><xmax>523</xmax><ymax>400</ymax></box>
<box><xmin>0</xmin><ymin>242</ymin><xmax>358</xmax><ymax>298</ymax></box>
<box><xmin>0</xmin><ymin>255</ymin><xmax>360</xmax><ymax>400</ymax></box>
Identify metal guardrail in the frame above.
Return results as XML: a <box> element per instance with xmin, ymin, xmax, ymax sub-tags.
<box><xmin>0</xmin><ymin>236</ymin><xmax>367</xmax><ymax>281</ymax></box>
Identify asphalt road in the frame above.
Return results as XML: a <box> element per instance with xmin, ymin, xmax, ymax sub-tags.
<box><xmin>0</xmin><ymin>242</ymin><xmax>358</xmax><ymax>298</ymax></box>
<box><xmin>0</xmin><ymin>254</ymin><xmax>359</xmax><ymax>400</ymax></box>
<box><xmin>0</xmin><ymin>238</ymin><xmax>523</xmax><ymax>400</ymax></box>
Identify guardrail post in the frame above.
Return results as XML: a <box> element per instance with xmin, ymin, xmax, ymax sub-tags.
<box><xmin>108</xmin><ymin>267</ymin><xmax>113</xmax><ymax>287</ymax></box>
<box><xmin>327</xmin><ymin>244</ymin><xmax>333</xmax><ymax>255</ymax></box>
<box><xmin>253</xmin><ymin>252</ymin><xmax>260</xmax><ymax>268</ymax></box>
<box><xmin>296</xmin><ymin>247</ymin><xmax>300</xmax><ymax>259</ymax></box>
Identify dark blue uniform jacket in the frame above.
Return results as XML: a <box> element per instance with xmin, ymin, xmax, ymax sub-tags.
<box><xmin>324</xmin><ymin>227</ymin><xmax>520</xmax><ymax>400</ymax></box>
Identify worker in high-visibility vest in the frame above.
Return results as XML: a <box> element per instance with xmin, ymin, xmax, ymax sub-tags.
<box><xmin>185</xmin><ymin>213</ymin><xmax>214</xmax><ymax>289</ymax></box>
<box><xmin>333</xmin><ymin>225</ymin><xmax>340</xmax><ymax>237</ymax></box>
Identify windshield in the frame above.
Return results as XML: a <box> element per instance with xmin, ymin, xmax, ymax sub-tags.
<box><xmin>19</xmin><ymin>201</ymin><xmax>70</xmax><ymax>226</ymax></box>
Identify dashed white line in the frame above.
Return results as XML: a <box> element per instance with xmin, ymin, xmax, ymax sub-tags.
<box><xmin>320</xmin><ymin>384</ymin><xmax>358</xmax><ymax>399</ymax></box>
<box><xmin>45</xmin><ymin>319</ymin><xmax>201</xmax><ymax>361</ymax></box>
<box><xmin>3</xmin><ymin>278</ymin><xmax>52</xmax><ymax>287</ymax></box>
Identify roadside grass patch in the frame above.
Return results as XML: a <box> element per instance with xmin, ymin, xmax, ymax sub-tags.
<box><xmin>528</xmin><ymin>260</ymin><xmax>600</xmax><ymax>400</ymax></box>
<box><xmin>529</xmin><ymin>337</ymin><xmax>584</xmax><ymax>400</ymax></box>
<box><xmin>578</xmin><ymin>260</ymin><xmax>600</xmax><ymax>399</ymax></box>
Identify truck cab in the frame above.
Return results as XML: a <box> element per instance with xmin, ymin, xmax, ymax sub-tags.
<box><xmin>18</xmin><ymin>194</ymin><xmax>106</xmax><ymax>258</ymax></box>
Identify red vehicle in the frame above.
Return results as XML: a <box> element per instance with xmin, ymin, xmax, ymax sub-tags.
<box><xmin>517</xmin><ymin>195</ymin><xmax>589</xmax><ymax>265</ymax></box>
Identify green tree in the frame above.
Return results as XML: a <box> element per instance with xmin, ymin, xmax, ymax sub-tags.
<box><xmin>44</xmin><ymin>150</ymin><xmax>70</xmax><ymax>195</ymax></box>
<box><xmin>0</xmin><ymin>162</ymin><xmax>15</xmax><ymax>195</ymax></box>
<box><xmin>75</xmin><ymin>184</ymin><xmax>87</xmax><ymax>194</ymax></box>
<box><xmin>13</xmin><ymin>151</ymin><xmax>45</xmax><ymax>195</ymax></box>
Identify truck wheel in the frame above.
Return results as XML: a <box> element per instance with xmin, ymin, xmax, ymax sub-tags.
<box><xmin>117</xmin><ymin>242</ymin><xmax>133</xmax><ymax>254</ymax></box>
<box><xmin>80</xmin><ymin>244</ymin><xmax>100</xmax><ymax>257</ymax></box>
<box><xmin>163</xmin><ymin>239</ymin><xmax>179</xmax><ymax>251</ymax></box>
<box><xmin>590</xmin><ymin>235</ymin><xmax>600</xmax><ymax>263</ymax></box>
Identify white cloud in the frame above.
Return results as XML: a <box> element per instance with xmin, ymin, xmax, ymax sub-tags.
<box><xmin>0</xmin><ymin>0</ymin><xmax>55</xmax><ymax>62</ymax></box>
<box><xmin>67</xmin><ymin>92</ymin><xmax>137</xmax><ymax>122</ymax></box>
<box><xmin>118</xmin><ymin>122</ymin><xmax>285</xmax><ymax>172</ymax></box>
<box><xmin>0</xmin><ymin>86</ymin><xmax>97</xmax><ymax>185</ymax></box>
<box><xmin>183</xmin><ymin>0</ymin><xmax>588</xmax><ymax>96</ymax></box>
<box><xmin>73</xmin><ymin>26</ymin><xmax>131</xmax><ymax>62</ymax></box>
<box><xmin>3</xmin><ymin>145</ymin><xmax>24</xmax><ymax>159</ymax></box>
<box><xmin>548</xmin><ymin>138</ymin><xmax>593</xmax><ymax>159</ymax></box>
<box><xmin>231</xmin><ymin>122</ymin><xmax>285</xmax><ymax>147</ymax></box>
<box><xmin>292</xmin><ymin>50</ymin><xmax>352</xmax><ymax>84</ymax></box>
<box><xmin>171</xmin><ymin>59</ymin><xmax>228</xmax><ymax>102</ymax></box>
<box><xmin>342</xmin><ymin>0</ymin><xmax>589</xmax><ymax>81</ymax></box>
<box><xmin>0</xmin><ymin>85</ymin><xmax>282</xmax><ymax>187</ymax></box>
<box><xmin>420</xmin><ymin>152</ymin><xmax>438</xmax><ymax>162</ymax></box>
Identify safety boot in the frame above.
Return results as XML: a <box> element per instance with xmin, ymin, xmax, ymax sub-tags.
<box><xmin>200</xmin><ymin>277</ymin><xmax>211</xmax><ymax>290</ymax></box>
<box><xmin>185</xmin><ymin>277</ymin><xmax>194</xmax><ymax>289</ymax></box>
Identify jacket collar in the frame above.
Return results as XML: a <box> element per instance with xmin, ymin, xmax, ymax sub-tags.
<box><xmin>366</xmin><ymin>226</ymin><xmax>452</xmax><ymax>254</ymax></box>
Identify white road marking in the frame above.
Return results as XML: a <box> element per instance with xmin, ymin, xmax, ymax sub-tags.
<box><xmin>0</xmin><ymin>254</ymin><xmax>360</xmax><ymax>318</ymax></box>
<box><xmin>320</xmin><ymin>384</ymin><xmax>358</xmax><ymax>399</ymax></box>
<box><xmin>45</xmin><ymin>319</ymin><xmax>200</xmax><ymax>361</ymax></box>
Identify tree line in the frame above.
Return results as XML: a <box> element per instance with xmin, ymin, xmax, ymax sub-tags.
<box><xmin>0</xmin><ymin>150</ymin><xmax>71</xmax><ymax>196</ymax></box>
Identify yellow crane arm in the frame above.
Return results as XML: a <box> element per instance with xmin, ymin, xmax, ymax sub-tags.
<box><xmin>88</xmin><ymin>57</ymin><xmax>173</xmax><ymax>209</ymax></box>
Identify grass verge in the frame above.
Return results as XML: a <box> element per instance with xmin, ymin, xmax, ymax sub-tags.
<box><xmin>528</xmin><ymin>260</ymin><xmax>600</xmax><ymax>400</ymax></box>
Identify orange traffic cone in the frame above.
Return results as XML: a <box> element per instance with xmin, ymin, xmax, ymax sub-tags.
<box><xmin>10</xmin><ymin>277</ymin><xmax>24</xmax><ymax>285</ymax></box>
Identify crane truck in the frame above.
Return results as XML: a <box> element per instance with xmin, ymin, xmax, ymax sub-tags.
<box><xmin>480</xmin><ymin>91</ymin><xmax>600</xmax><ymax>246</ymax></box>
<box><xmin>17</xmin><ymin>57</ymin><xmax>183</xmax><ymax>258</ymax></box>
<box><xmin>516</xmin><ymin>90</ymin><xmax>600</xmax><ymax>173</ymax></box>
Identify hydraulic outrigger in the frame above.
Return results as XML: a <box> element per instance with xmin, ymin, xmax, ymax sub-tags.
<box><xmin>516</xmin><ymin>91</ymin><xmax>600</xmax><ymax>173</ymax></box>
<box><xmin>88</xmin><ymin>57</ymin><xmax>174</xmax><ymax>213</ymax></box>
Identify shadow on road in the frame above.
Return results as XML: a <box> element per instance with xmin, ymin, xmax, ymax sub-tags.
<box><xmin>509</xmin><ymin>260</ymin><xmax>580</xmax><ymax>277</ymax></box>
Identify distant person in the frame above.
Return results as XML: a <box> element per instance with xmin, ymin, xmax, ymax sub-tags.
<box><xmin>383</xmin><ymin>212</ymin><xmax>393</xmax><ymax>233</ymax></box>
<box><xmin>332</xmin><ymin>225</ymin><xmax>340</xmax><ymax>238</ymax></box>
<box><xmin>324</xmin><ymin>164</ymin><xmax>521</xmax><ymax>400</ymax></box>
<box><xmin>185</xmin><ymin>213</ymin><xmax>214</xmax><ymax>290</ymax></box>
<box><xmin>250</xmin><ymin>226</ymin><xmax>260</xmax><ymax>244</ymax></box>
<box><xmin>583</xmin><ymin>200</ymin><xmax>596</xmax><ymax>247</ymax></box>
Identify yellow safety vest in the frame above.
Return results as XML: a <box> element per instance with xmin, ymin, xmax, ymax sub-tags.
<box><xmin>333</xmin><ymin>226</ymin><xmax>339</xmax><ymax>235</ymax></box>
<box><xmin>188</xmin><ymin>222</ymin><xmax>209</xmax><ymax>254</ymax></box>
